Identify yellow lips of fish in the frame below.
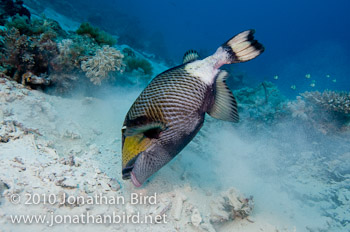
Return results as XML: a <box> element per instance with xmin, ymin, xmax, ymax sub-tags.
<box><xmin>122</xmin><ymin>134</ymin><xmax>152</xmax><ymax>168</ymax></box>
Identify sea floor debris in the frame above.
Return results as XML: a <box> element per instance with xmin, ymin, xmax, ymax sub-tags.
<box><xmin>0</xmin><ymin>77</ymin><xmax>303</xmax><ymax>232</ymax></box>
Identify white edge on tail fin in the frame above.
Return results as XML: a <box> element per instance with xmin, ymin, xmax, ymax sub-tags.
<box><xmin>223</xmin><ymin>29</ymin><xmax>265</xmax><ymax>64</ymax></box>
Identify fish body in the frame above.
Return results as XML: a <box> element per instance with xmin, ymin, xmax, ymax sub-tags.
<box><xmin>122</xmin><ymin>30</ymin><xmax>264</xmax><ymax>187</ymax></box>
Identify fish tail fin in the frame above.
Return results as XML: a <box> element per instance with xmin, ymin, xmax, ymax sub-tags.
<box><xmin>214</xmin><ymin>30</ymin><xmax>264</xmax><ymax>68</ymax></box>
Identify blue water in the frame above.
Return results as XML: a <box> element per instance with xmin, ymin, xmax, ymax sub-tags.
<box><xmin>58</xmin><ymin>0</ymin><xmax>350</xmax><ymax>96</ymax></box>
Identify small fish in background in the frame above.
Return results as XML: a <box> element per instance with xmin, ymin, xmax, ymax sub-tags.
<box><xmin>291</xmin><ymin>85</ymin><xmax>296</xmax><ymax>90</ymax></box>
<box><xmin>121</xmin><ymin>30</ymin><xmax>264</xmax><ymax>187</ymax></box>
<box><xmin>332</xmin><ymin>79</ymin><xmax>337</xmax><ymax>83</ymax></box>
<box><xmin>273</xmin><ymin>75</ymin><xmax>279</xmax><ymax>80</ymax></box>
<box><xmin>326</xmin><ymin>74</ymin><xmax>331</xmax><ymax>78</ymax></box>
<box><xmin>310</xmin><ymin>80</ymin><xmax>316</xmax><ymax>87</ymax></box>
<box><xmin>305</xmin><ymin>74</ymin><xmax>311</xmax><ymax>79</ymax></box>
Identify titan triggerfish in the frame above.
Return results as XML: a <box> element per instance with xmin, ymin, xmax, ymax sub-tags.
<box><xmin>122</xmin><ymin>30</ymin><xmax>264</xmax><ymax>187</ymax></box>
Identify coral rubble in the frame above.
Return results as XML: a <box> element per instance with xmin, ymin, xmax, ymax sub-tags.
<box><xmin>210</xmin><ymin>188</ymin><xmax>254</xmax><ymax>224</ymax></box>
<box><xmin>0</xmin><ymin>77</ymin><xmax>294</xmax><ymax>232</ymax></box>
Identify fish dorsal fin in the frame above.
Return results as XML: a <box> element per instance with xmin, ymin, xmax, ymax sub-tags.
<box><xmin>123</xmin><ymin>122</ymin><xmax>166</xmax><ymax>138</ymax></box>
<box><xmin>207</xmin><ymin>71</ymin><xmax>239</xmax><ymax>122</ymax></box>
<box><xmin>183</xmin><ymin>50</ymin><xmax>200</xmax><ymax>64</ymax></box>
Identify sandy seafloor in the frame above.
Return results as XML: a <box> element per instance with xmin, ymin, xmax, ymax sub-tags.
<box><xmin>0</xmin><ymin>77</ymin><xmax>290</xmax><ymax>232</ymax></box>
<box><xmin>0</xmin><ymin>75</ymin><xmax>350</xmax><ymax>232</ymax></box>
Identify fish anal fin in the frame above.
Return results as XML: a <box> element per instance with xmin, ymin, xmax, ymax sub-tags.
<box><xmin>207</xmin><ymin>71</ymin><xmax>239</xmax><ymax>122</ymax></box>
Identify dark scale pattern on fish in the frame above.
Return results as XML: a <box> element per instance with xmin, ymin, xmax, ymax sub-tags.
<box><xmin>126</xmin><ymin>65</ymin><xmax>208</xmax><ymax>143</ymax></box>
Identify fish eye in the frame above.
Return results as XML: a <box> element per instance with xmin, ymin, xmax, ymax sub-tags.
<box><xmin>143</xmin><ymin>128</ymin><xmax>162</xmax><ymax>139</ymax></box>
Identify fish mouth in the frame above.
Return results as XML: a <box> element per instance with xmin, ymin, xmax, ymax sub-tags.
<box><xmin>131</xmin><ymin>171</ymin><xmax>142</xmax><ymax>187</ymax></box>
<box><xmin>122</xmin><ymin>155</ymin><xmax>143</xmax><ymax>187</ymax></box>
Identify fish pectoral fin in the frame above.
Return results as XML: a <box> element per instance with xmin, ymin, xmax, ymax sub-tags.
<box><xmin>124</xmin><ymin>122</ymin><xmax>167</xmax><ymax>138</ymax></box>
<box><xmin>182</xmin><ymin>49</ymin><xmax>200</xmax><ymax>64</ymax></box>
<box><xmin>207</xmin><ymin>70</ymin><xmax>239</xmax><ymax>122</ymax></box>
